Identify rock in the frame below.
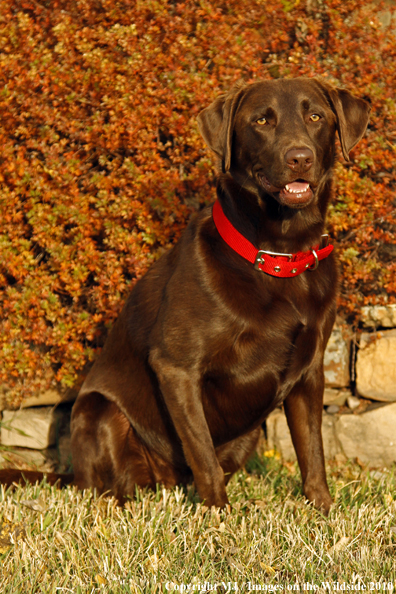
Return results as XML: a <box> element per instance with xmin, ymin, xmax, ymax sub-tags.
<box><xmin>0</xmin><ymin>448</ymin><xmax>50</xmax><ymax>470</ymax></box>
<box><xmin>356</xmin><ymin>330</ymin><xmax>396</xmax><ymax>402</ymax></box>
<box><xmin>360</xmin><ymin>304</ymin><xmax>396</xmax><ymax>328</ymax></box>
<box><xmin>1</xmin><ymin>407</ymin><xmax>66</xmax><ymax>450</ymax></box>
<box><xmin>369</xmin><ymin>470</ymin><xmax>388</xmax><ymax>481</ymax></box>
<box><xmin>335</xmin><ymin>403</ymin><xmax>396</xmax><ymax>467</ymax></box>
<box><xmin>378</xmin><ymin>9</ymin><xmax>396</xmax><ymax>33</ymax></box>
<box><xmin>266</xmin><ymin>409</ymin><xmax>339</xmax><ymax>461</ymax></box>
<box><xmin>378</xmin><ymin>10</ymin><xmax>393</xmax><ymax>28</ymax></box>
<box><xmin>21</xmin><ymin>388</ymin><xmax>76</xmax><ymax>409</ymax></box>
<box><xmin>347</xmin><ymin>395</ymin><xmax>360</xmax><ymax>411</ymax></box>
<box><xmin>334</xmin><ymin>452</ymin><xmax>347</xmax><ymax>464</ymax></box>
<box><xmin>266</xmin><ymin>409</ymin><xmax>296</xmax><ymax>462</ymax></box>
<box><xmin>0</xmin><ymin>388</ymin><xmax>77</xmax><ymax>412</ymax></box>
<box><xmin>324</xmin><ymin>388</ymin><xmax>349</xmax><ymax>406</ymax></box>
<box><xmin>266</xmin><ymin>403</ymin><xmax>396</xmax><ymax>468</ymax></box>
<box><xmin>321</xmin><ymin>413</ymin><xmax>339</xmax><ymax>459</ymax></box>
<box><xmin>326</xmin><ymin>404</ymin><xmax>339</xmax><ymax>415</ymax></box>
<box><xmin>0</xmin><ymin>434</ymin><xmax>72</xmax><ymax>473</ymax></box>
<box><xmin>0</xmin><ymin>385</ymin><xmax>7</xmax><ymax>412</ymax></box>
<box><xmin>324</xmin><ymin>327</ymin><xmax>350</xmax><ymax>388</ymax></box>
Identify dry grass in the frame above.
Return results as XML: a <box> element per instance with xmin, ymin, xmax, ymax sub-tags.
<box><xmin>1</xmin><ymin>454</ymin><xmax>395</xmax><ymax>593</ymax></box>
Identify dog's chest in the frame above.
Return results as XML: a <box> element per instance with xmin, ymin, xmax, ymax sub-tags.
<box><xmin>208</xmin><ymin>306</ymin><xmax>318</xmax><ymax>383</ymax></box>
<box><xmin>201</xmin><ymin>311</ymin><xmax>321</xmax><ymax>442</ymax></box>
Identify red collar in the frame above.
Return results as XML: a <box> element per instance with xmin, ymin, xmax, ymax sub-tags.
<box><xmin>212</xmin><ymin>200</ymin><xmax>334</xmax><ymax>278</ymax></box>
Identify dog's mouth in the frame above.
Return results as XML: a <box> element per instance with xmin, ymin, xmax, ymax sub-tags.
<box><xmin>260</xmin><ymin>176</ymin><xmax>314</xmax><ymax>208</ymax></box>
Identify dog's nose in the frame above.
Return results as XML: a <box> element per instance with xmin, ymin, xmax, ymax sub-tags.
<box><xmin>285</xmin><ymin>148</ymin><xmax>314</xmax><ymax>173</ymax></box>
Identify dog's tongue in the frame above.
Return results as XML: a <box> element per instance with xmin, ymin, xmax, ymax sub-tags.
<box><xmin>285</xmin><ymin>182</ymin><xmax>310</xmax><ymax>193</ymax></box>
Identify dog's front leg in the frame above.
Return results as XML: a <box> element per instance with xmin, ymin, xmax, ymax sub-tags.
<box><xmin>150</xmin><ymin>352</ymin><xmax>229</xmax><ymax>508</ymax></box>
<box><xmin>283</xmin><ymin>370</ymin><xmax>332</xmax><ymax>515</ymax></box>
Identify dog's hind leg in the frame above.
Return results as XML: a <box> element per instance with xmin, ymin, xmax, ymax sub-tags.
<box><xmin>71</xmin><ymin>392</ymin><xmax>184</xmax><ymax>503</ymax></box>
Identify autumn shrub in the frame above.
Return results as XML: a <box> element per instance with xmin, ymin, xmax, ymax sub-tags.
<box><xmin>1</xmin><ymin>0</ymin><xmax>395</xmax><ymax>406</ymax></box>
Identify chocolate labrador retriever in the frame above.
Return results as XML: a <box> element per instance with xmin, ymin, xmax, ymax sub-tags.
<box><xmin>0</xmin><ymin>78</ymin><xmax>370</xmax><ymax>513</ymax></box>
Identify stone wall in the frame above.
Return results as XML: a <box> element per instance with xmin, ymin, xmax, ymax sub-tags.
<box><xmin>1</xmin><ymin>305</ymin><xmax>396</xmax><ymax>471</ymax></box>
<box><xmin>268</xmin><ymin>304</ymin><xmax>396</xmax><ymax>468</ymax></box>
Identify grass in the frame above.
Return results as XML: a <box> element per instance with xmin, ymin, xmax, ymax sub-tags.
<box><xmin>0</xmin><ymin>453</ymin><xmax>395</xmax><ymax>593</ymax></box>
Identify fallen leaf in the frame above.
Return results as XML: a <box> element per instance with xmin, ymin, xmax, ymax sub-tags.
<box><xmin>20</xmin><ymin>498</ymin><xmax>46</xmax><ymax>512</ymax></box>
<box><xmin>260</xmin><ymin>562</ymin><xmax>276</xmax><ymax>574</ymax></box>
<box><xmin>330</xmin><ymin>536</ymin><xmax>351</xmax><ymax>553</ymax></box>
<box><xmin>0</xmin><ymin>520</ymin><xmax>26</xmax><ymax>554</ymax></box>
<box><xmin>283</xmin><ymin>461</ymin><xmax>297</xmax><ymax>474</ymax></box>
<box><xmin>95</xmin><ymin>574</ymin><xmax>107</xmax><ymax>585</ymax></box>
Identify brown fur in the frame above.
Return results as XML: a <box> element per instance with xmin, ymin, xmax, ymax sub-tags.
<box><xmin>0</xmin><ymin>78</ymin><xmax>370</xmax><ymax>513</ymax></box>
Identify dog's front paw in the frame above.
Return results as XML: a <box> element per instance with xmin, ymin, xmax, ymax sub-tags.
<box><xmin>198</xmin><ymin>486</ymin><xmax>229</xmax><ymax>510</ymax></box>
<box><xmin>304</xmin><ymin>484</ymin><xmax>333</xmax><ymax>516</ymax></box>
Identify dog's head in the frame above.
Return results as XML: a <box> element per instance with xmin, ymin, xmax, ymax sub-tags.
<box><xmin>197</xmin><ymin>78</ymin><xmax>370</xmax><ymax>210</ymax></box>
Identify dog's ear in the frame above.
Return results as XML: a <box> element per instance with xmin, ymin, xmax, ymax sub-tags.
<box><xmin>317</xmin><ymin>81</ymin><xmax>371</xmax><ymax>161</ymax></box>
<box><xmin>197</xmin><ymin>83</ymin><xmax>247</xmax><ymax>172</ymax></box>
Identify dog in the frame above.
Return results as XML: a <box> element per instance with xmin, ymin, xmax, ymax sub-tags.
<box><xmin>0</xmin><ymin>78</ymin><xmax>370</xmax><ymax>513</ymax></box>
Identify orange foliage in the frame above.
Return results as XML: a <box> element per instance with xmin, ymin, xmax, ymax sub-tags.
<box><xmin>1</xmin><ymin>0</ymin><xmax>395</xmax><ymax>405</ymax></box>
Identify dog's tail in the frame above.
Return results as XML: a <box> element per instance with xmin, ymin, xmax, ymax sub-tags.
<box><xmin>0</xmin><ymin>468</ymin><xmax>74</xmax><ymax>488</ymax></box>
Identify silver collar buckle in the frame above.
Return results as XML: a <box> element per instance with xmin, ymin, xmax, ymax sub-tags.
<box><xmin>254</xmin><ymin>249</ymin><xmax>293</xmax><ymax>271</ymax></box>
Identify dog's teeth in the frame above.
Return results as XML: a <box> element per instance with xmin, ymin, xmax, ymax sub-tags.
<box><xmin>285</xmin><ymin>183</ymin><xmax>310</xmax><ymax>194</ymax></box>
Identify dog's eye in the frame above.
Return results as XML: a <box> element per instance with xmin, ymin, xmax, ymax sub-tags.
<box><xmin>310</xmin><ymin>114</ymin><xmax>321</xmax><ymax>122</ymax></box>
<box><xmin>256</xmin><ymin>117</ymin><xmax>267</xmax><ymax>125</ymax></box>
